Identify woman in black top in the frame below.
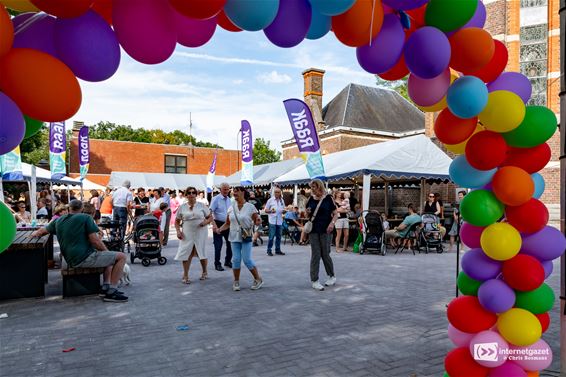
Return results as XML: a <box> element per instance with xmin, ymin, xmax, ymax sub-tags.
<box><xmin>306</xmin><ymin>179</ymin><xmax>339</xmax><ymax>291</ymax></box>
<box><xmin>423</xmin><ymin>193</ymin><xmax>441</xmax><ymax>216</ymax></box>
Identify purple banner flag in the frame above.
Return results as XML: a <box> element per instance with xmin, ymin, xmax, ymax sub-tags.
<box><xmin>206</xmin><ymin>148</ymin><xmax>218</xmax><ymax>193</ymax></box>
<box><xmin>49</xmin><ymin>122</ymin><xmax>66</xmax><ymax>180</ymax></box>
<box><xmin>78</xmin><ymin>126</ymin><xmax>90</xmax><ymax>180</ymax></box>
<box><xmin>240</xmin><ymin>120</ymin><xmax>253</xmax><ymax>186</ymax></box>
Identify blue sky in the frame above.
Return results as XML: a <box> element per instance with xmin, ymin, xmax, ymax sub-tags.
<box><xmin>70</xmin><ymin>27</ymin><xmax>378</xmax><ymax>151</ymax></box>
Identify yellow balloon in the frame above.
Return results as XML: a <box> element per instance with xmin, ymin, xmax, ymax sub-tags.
<box><xmin>443</xmin><ymin>124</ymin><xmax>483</xmax><ymax>155</ymax></box>
<box><xmin>479</xmin><ymin>90</ymin><xmax>526</xmax><ymax>133</ymax></box>
<box><xmin>0</xmin><ymin>0</ymin><xmax>39</xmax><ymax>12</ymax></box>
<box><xmin>498</xmin><ymin>308</ymin><xmax>541</xmax><ymax>346</ymax></box>
<box><xmin>480</xmin><ymin>222</ymin><xmax>521</xmax><ymax>261</ymax></box>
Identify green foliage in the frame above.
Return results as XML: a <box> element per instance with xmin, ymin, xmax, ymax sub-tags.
<box><xmin>20</xmin><ymin>127</ymin><xmax>49</xmax><ymax>166</ymax></box>
<box><xmin>376</xmin><ymin>77</ymin><xmax>409</xmax><ymax>103</ymax></box>
<box><xmin>253</xmin><ymin>138</ymin><xmax>281</xmax><ymax>165</ymax></box>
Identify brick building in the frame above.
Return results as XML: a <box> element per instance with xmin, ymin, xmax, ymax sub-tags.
<box><xmin>69</xmin><ymin>124</ymin><xmax>241</xmax><ymax>186</ymax></box>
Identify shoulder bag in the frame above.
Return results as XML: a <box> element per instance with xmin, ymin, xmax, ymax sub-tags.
<box><xmin>233</xmin><ymin>203</ymin><xmax>253</xmax><ymax>242</ymax></box>
<box><xmin>303</xmin><ymin>195</ymin><xmax>327</xmax><ymax>234</ymax></box>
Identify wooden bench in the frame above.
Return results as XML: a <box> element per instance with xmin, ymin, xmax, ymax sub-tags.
<box><xmin>61</xmin><ymin>267</ymin><xmax>106</xmax><ymax>298</ymax></box>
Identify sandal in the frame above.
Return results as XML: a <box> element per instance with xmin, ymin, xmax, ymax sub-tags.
<box><xmin>182</xmin><ymin>277</ymin><xmax>191</xmax><ymax>284</ymax></box>
<box><xmin>199</xmin><ymin>272</ymin><xmax>208</xmax><ymax>280</ymax></box>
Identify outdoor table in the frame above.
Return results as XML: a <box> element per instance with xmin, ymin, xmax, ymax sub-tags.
<box><xmin>0</xmin><ymin>231</ymin><xmax>50</xmax><ymax>300</ymax></box>
<box><xmin>387</xmin><ymin>218</ymin><xmax>404</xmax><ymax>228</ymax></box>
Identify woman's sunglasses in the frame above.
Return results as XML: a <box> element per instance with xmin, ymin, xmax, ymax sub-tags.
<box><xmin>187</xmin><ymin>191</ymin><xmax>197</xmax><ymax>195</ymax></box>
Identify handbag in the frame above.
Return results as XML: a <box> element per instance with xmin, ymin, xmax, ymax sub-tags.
<box><xmin>233</xmin><ymin>203</ymin><xmax>253</xmax><ymax>243</ymax></box>
<box><xmin>303</xmin><ymin>195</ymin><xmax>327</xmax><ymax>234</ymax></box>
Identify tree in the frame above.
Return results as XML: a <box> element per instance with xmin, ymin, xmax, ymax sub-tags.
<box><xmin>20</xmin><ymin>127</ymin><xmax>49</xmax><ymax>166</ymax></box>
<box><xmin>376</xmin><ymin>76</ymin><xmax>409</xmax><ymax>103</ymax></box>
<box><xmin>253</xmin><ymin>138</ymin><xmax>281</xmax><ymax>165</ymax></box>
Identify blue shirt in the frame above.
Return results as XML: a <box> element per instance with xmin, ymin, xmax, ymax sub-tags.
<box><xmin>285</xmin><ymin>211</ymin><xmax>298</xmax><ymax>221</ymax></box>
<box><xmin>162</xmin><ymin>192</ymin><xmax>171</xmax><ymax>206</ymax></box>
<box><xmin>210</xmin><ymin>194</ymin><xmax>230</xmax><ymax>222</ymax></box>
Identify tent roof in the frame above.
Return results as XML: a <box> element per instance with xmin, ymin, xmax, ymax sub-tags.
<box><xmin>225</xmin><ymin>158</ymin><xmax>304</xmax><ymax>187</ymax></box>
<box><xmin>53</xmin><ymin>178</ymin><xmax>106</xmax><ymax>191</ymax></box>
<box><xmin>274</xmin><ymin>135</ymin><xmax>452</xmax><ymax>186</ymax></box>
<box><xmin>108</xmin><ymin>171</ymin><xmax>226</xmax><ymax>191</ymax></box>
<box><xmin>6</xmin><ymin>163</ymin><xmax>78</xmax><ymax>185</ymax></box>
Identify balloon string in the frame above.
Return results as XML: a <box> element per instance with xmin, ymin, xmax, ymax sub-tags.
<box><xmin>14</xmin><ymin>12</ymin><xmax>47</xmax><ymax>36</ymax></box>
<box><xmin>369</xmin><ymin>0</ymin><xmax>377</xmax><ymax>46</ymax></box>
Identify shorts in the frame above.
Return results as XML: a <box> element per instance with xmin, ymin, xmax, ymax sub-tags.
<box><xmin>384</xmin><ymin>229</ymin><xmax>401</xmax><ymax>240</ymax></box>
<box><xmin>335</xmin><ymin>218</ymin><xmax>349</xmax><ymax>229</ymax></box>
<box><xmin>75</xmin><ymin>251</ymin><xmax>118</xmax><ymax>268</ymax></box>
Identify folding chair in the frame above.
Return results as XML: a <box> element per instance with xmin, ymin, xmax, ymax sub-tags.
<box><xmin>282</xmin><ymin>218</ymin><xmax>298</xmax><ymax>246</ymax></box>
<box><xmin>394</xmin><ymin>222</ymin><xmax>422</xmax><ymax>255</ymax></box>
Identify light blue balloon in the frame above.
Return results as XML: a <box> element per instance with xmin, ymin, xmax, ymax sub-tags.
<box><xmin>449</xmin><ymin>155</ymin><xmax>497</xmax><ymax>188</ymax></box>
<box><xmin>531</xmin><ymin>172</ymin><xmax>545</xmax><ymax>199</ymax></box>
<box><xmin>224</xmin><ymin>0</ymin><xmax>280</xmax><ymax>32</ymax></box>
<box><xmin>447</xmin><ymin>76</ymin><xmax>489</xmax><ymax>119</ymax></box>
<box><xmin>309</xmin><ymin>0</ymin><xmax>356</xmax><ymax>16</ymax></box>
<box><xmin>306</xmin><ymin>9</ymin><xmax>331</xmax><ymax>39</ymax></box>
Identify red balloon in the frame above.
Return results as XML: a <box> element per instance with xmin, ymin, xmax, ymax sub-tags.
<box><xmin>91</xmin><ymin>0</ymin><xmax>112</xmax><ymax>24</ymax></box>
<box><xmin>217</xmin><ymin>9</ymin><xmax>242</xmax><ymax>32</ymax></box>
<box><xmin>535</xmin><ymin>312</ymin><xmax>550</xmax><ymax>333</ymax></box>
<box><xmin>405</xmin><ymin>4</ymin><xmax>427</xmax><ymax>29</ymax></box>
<box><xmin>31</xmin><ymin>0</ymin><xmax>93</xmax><ymax>18</ymax></box>
<box><xmin>502</xmin><ymin>143</ymin><xmax>552</xmax><ymax>174</ymax></box>
<box><xmin>0</xmin><ymin>4</ymin><xmax>13</xmax><ymax>57</ymax></box>
<box><xmin>378</xmin><ymin>53</ymin><xmax>409</xmax><ymax>81</ymax></box>
<box><xmin>447</xmin><ymin>296</ymin><xmax>497</xmax><ymax>333</ymax></box>
<box><xmin>506</xmin><ymin>198</ymin><xmax>549</xmax><ymax>234</ymax></box>
<box><xmin>502</xmin><ymin>254</ymin><xmax>544</xmax><ymax>291</ymax></box>
<box><xmin>468</xmin><ymin>40</ymin><xmax>508</xmax><ymax>83</ymax></box>
<box><xmin>445</xmin><ymin>347</ymin><xmax>489</xmax><ymax>377</ymax></box>
<box><xmin>449</xmin><ymin>28</ymin><xmax>495</xmax><ymax>74</ymax></box>
<box><xmin>169</xmin><ymin>0</ymin><xmax>226</xmax><ymax>20</ymax></box>
<box><xmin>465</xmin><ymin>131</ymin><xmax>508</xmax><ymax>171</ymax></box>
<box><xmin>434</xmin><ymin>108</ymin><xmax>477</xmax><ymax>145</ymax></box>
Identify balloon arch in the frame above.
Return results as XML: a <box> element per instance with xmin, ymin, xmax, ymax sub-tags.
<box><xmin>0</xmin><ymin>0</ymin><xmax>565</xmax><ymax>375</ymax></box>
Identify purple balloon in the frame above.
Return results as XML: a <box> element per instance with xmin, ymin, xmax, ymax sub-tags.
<box><xmin>382</xmin><ymin>0</ymin><xmax>429</xmax><ymax>10</ymax></box>
<box><xmin>541</xmin><ymin>259</ymin><xmax>553</xmax><ymax>279</ymax></box>
<box><xmin>356</xmin><ymin>14</ymin><xmax>405</xmax><ymax>74</ymax></box>
<box><xmin>463</xmin><ymin>1</ymin><xmax>486</xmax><ymax>28</ymax></box>
<box><xmin>54</xmin><ymin>11</ymin><xmax>120</xmax><ymax>82</ymax></box>
<box><xmin>488</xmin><ymin>72</ymin><xmax>532</xmax><ymax>103</ymax></box>
<box><xmin>478</xmin><ymin>279</ymin><xmax>515</xmax><ymax>313</ymax></box>
<box><xmin>12</xmin><ymin>13</ymin><xmax>57</xmax><ymax>57</ymax></box>
<box><xmin>0</xmin><ymin>93</ymin><xmax>26</xmax><ymax>156</ymax></box>
<box><xmin>113</xmin><ymin>0</ymin><xmax>177</xmax><ymax>65</ymax></box>
<box><xmin>489</xmin><ymin>361</ymin><xmax>528</xmax><ymax>377</ymax></box>
<box><xmin>175</xmin><ymin>13</ymin><xmax>217</xmax><ymax>48</ymax></box>
<box><xmin>521</xmin><ymin>226</ymin><xmax>566</xmax><ymax>261</ymax></box>
<box><xmin>460</xmin><ymin>222</ymin><xmax>485</xmax><ymax>249</ymax></box>
<box><xmin>404</xmin><ymin>26</ymin><xmax>451</xmax><ymax>79</ymax></box>
<box><xmin>461</xmin><ymin>248</ymin><xmax>502</xmax><ymax>281</ymax></box>
<box><xmin>264</xmin><ymin>0</ymin><xmax>312</xmax><ymax>48</ymax></box>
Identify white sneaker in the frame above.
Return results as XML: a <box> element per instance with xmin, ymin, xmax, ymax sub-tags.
<box><xmin>233</xmin><ymin>281</ymin><xmax>240</xmax><ymax>291</ymax></box>
<box><xmin>251</xmin><ymin>279</ymin><xmax>264</xmax><ymax>290</ymax></box>
<box><xmin>312</xmin><ymin>281</ymin><xmax>324</xmax><ymax>291</ymax></box>
<box><xmin>324</xmin><ymin>276</ymin><xmax>336</xmax><ymax>287</ymax></box>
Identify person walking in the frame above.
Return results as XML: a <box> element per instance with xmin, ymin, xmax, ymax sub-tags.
<box><xmin>216</xmin><ymin>187</ymin><xmax>263</xmax><ymax>291</ymax></box>
<box><xmin>112</xmin><ymin>180</ymin><xmax>133</xmax><ymax>237</ymax></box>
<box><xmin>174</xmin><ymin>187</ymin><xmax>213</xmax><ymax>283</ymax></box>
<box><xmin>305</xmin><ymin>179</ymin><xmax>338</xmax><ymax>291</ymax></box>
<box><xmin>334</xmin><ymin>191</ymin><xmax>350</xmax><ymax>252</ymax></box>
<box><xmin>89</xmin><ymin>190</ymin><xmax>101</xmax><ymax>223</ymax></box>
<box><xmin>210</xmin><ymin>183</ymin><xmax>233</xmax><ymax>271</ymax></box>
<box><xmin>159</xmin><ymin>187</ymin><xmax>172</xmax><ymax>246</ymax></box>
<box><xmin>264</xmin><ymin>187</ymin><xmax>286</xmax><ymax>256</ymax></box>
<box><xmin>169</xmin><ymin>192</ymin><xmax>180</xmax><ymax>226</ymax></box>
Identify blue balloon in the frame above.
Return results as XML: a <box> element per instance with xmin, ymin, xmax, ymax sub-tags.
<box><xmin>224</xmin><ymin>0</ymin><xmax>280</xmax><ymax>31</ymax></box>
<box><xmin>447</xmin><ymin>76</ymin><xmax>489</xmax><ymax>119</ymax></box>
<box><xmin>306</xmin><ymin>8</ymin><xmax>331</xmax><ymax>39</ymax></box>
<box><xmin>309</xmin><ymin>0</ymin><xmax>355</xmax><ymax>16</ymax></box>
<box><xmin>449</xmin><ymin>155</ymin><xmax>496</xmax><ymax>189</ymax></box>
<box><xmin>531</xmin><ymin>172</ymin><xmax>545</xmax><ymax>199</ymax></box>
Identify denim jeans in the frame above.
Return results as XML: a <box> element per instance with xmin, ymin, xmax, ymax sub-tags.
<box><xmin>113</xmin><ymin>207</ymin><xmax>128</xmax><ymax>237</ymax></box>
<box><xmin>213</xmin><ymin>220</ymin><xmax>232</xmax><ymax>266</ymax></box>
<box><xmin>267</xmin><ymin>224</ymin><xmax>282</xmax><ymax>253</ymax></box>
<box><xmin>231</xmin><ymin>241</ymin><xmax>255</xmax><ymax>270</ymax></box>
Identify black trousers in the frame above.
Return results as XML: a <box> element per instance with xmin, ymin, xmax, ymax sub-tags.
<box><xmin>213</xmin><ymin>220</ymin><xmax>232</xmax><ymax>266</ymax></box>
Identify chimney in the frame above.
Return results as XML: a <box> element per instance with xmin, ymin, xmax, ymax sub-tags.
<box><xmin>302</xmin><ymin>68</ymin><xmax>325</xmax><ymax>132</ymax></box>
<box><xmin>72</xmin><ymin>121</ymin><xmax>84</xmax><ymax>139</ymax></box>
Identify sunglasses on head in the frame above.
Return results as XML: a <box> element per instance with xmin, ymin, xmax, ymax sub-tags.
<box><xmin>429</xmin><ymin>195</ymin><xmax>435</xmax><ymax>198</ymax></box>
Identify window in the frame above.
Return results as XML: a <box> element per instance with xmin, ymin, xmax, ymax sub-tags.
<box><xmin>519</xmin><ymin>24</ymin><xmax>548</xmax><ymax>106</ymax></box>
<box><xmin>520</xmin><ymin>0</ymin><xmax>547</xmax><ymax>7</ymax></box>
<box><xmin>164</xmin><ymin>155</ymin><xmax>187</xmax><ymax>174</ymax></box>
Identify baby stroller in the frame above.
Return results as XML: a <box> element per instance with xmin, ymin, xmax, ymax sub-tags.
<box><xmin>98</xmin><ymin>219</ymin><xmax>125</xmax><ymax>252</ymax></box>
<box><xmin>359</xmin><ymin>210</ymin><xmax>386</xmax><ymax>256</ymax></box>
<box><xmin>130</xmin><ymin>214</ymin><xmax>167</xmax><ymax>267</ymax></box>
<box><xmin>418</xmin><ymin>214</ymin><xmax>444</xmax><ymax>254</ymax></box>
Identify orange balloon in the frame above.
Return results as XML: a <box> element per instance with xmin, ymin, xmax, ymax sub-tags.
<box><xmin>91</xmin><ymin>0</ymin><xmax>112</xmax><ymax>25</ymax></box>
<box><xmin>449</xmin><ymin>28</ymin><xmax>495</xmax><ymax>74</ymax></box>
<box><xmin>0</xmin><ymin>0</ymin><xmax>39</xmax><ymax>12</ymax></box>
<box><xmin>0</xmin><ymin>48</ymin><xmax>82</xmax><ymax>122</ymax></box>
<box><xmin>434</xmin><ymin>108</ymin><xmax>477</xmax><ymax>145</ymax></box>
<box><xmin>492</xmin><ymin>166</ymin><xmax>534</xmax><ymax>206</ymax></box>
<box><xmin>0</xmin><ymin>4</ymin><xmax>13</xmax><ymax>57</ymax></box>
<box><xmin>332</xmin><ymin>0</ymin><xmax>384</xmax><ymax>47</ymax></box>
<box><xmin>526</xmin><ymin>371</ymin><xmax>539</xmax><ymax>377</ymax></box>
<box><xmin>31</xmin><ymin>0</ymin><xmax>92</xmax><ymax>18</ymax></box>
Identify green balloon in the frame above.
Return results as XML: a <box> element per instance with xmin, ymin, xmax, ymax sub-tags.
<box><xmin>503</xmin><ymin>106</ymin><xmax>557</xmax><ymax>148</ymax></box>
<box><xmin>0</xmin><ymin>201</ymin><xmax>17</xmax><ymax>254</ymax></box>
<box><xmin>457</xmin><ymin>271</ymin><xmax>482</xmax><ymax>296</ymax></box>
<box><xmin>443</xmin><ymin>373</ymin><xmax>450</xmax><ymax>377</ymax></box>
<box><xmin>425</xmin><ymin>0</ymin><xmax>478</xmax><ymax>32</ymax></box>
<box><xmin>23</xmin><ymin>115</ymin><xmax>45</xmax><ymax>139</ymax></box>
<box><xmin>460</xmin><ymin>190</ymin><xmax>504</xmax><ymax>227</ymax></box>
<box><xmin>515</xmin><ymin>283</ymin><xmax>555</xmax><ymax>314</ymax></box>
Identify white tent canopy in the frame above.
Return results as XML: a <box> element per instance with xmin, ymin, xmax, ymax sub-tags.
<box><xmin>274</xmin><ymin>135</ymin><xmax>452</xmax><ymax>186</ymax></box>
<box><xmin>6</xmin><ymin>163</ymin><xmax>79</xmax><ymax>185</ymax></box>
<box><xmin>108</xmin><ymin>171</ymin><xmax>226</xmax><ymax>191</ymax></box>
<box><xmin>225</xmin><ymin>158</ymin><xmax>303</xmax><ymax>187</ymax></box>
<box><xmin>53</xmin><ymin>178</ymin><xmax>106</xmax><ymax>191</ymax></box>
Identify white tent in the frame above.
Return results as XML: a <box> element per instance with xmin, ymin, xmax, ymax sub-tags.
<box><xmin>53</xmin><ymin>178</ymin><xmax>105</xmax><ymax>191</ymax></box>
<box><xmin>16</xmin><ymin>163</ymin><xmax>77</xmax><ymax>185</ymax></box>
<box><xmin>108</xmin><ymin>171</ymin><xmax>226</xmax><ymax>191</ymax></box>
<box><xmin>225</xmin><ymin>158</ymin><xmax>303</xmax><ymax>187</ymax></box>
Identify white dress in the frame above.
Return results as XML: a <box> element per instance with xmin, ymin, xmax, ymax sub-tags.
<box><xmin>174</xmin><ymin>202</ymin><xmax>210</xmax><ymax>260</ymax></box>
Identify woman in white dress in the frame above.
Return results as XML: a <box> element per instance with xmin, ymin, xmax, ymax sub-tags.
<box><xmin>174</xmin><ymin>187</ymin><xmax>213</xmax><ymax>284</ymax></box>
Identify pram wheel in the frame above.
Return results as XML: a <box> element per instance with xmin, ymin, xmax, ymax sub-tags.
<box><xmin>436</xmin><ymin>245</ymin><xmax>444</xmax><ymax>254</ymax></box>
<box><xmin>359</xmin><ymin>245</ymin><xmax>364</xmax><ymax>254</ymax></box>
<box><xmin>380</xmin><ymin>243</ymin><xmax>386</xmax><ymax>256</ymax></box>
<box><xmin>141</xmin><ymin>257</ymin><xmax>151</xmax><ymax>267</ymax></box>
<box><xmin>158</xmin><ymin>257</ymin><xmax>167</xmax><ymax>265</ymax></box>
<box><xmin>130</xmin><ymin>252</ymin><xmax>135</xmax><ymax>264</ymax></box>
<box><xmin>126</xmin><ymin>242</ymin><xmax>131</xmax><ymax>254</ymax></box>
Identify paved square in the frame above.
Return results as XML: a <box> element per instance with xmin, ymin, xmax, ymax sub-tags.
<box><xmin>0</xmin><ymin>236</ymin><xmax>561</xmax><ymax>376</ymax></box>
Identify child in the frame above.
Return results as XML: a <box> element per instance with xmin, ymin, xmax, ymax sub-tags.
<box><xmin>153</xmin><ymin>202</ymin><xmax>169</xmax><ymax>246</ymax></box>
<box><xmin>381</xmin><ymin>213</ymin><xmax>390</xmax><ymax>231</ymax></box>
<box><xmin>340</xmin><ymin>192</ymin><xmax>350</xmax><ymax>214</ymax></box>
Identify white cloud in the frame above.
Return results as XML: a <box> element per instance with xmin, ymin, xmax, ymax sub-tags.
<box><xmin>256</xmin><ymin>71</ymin><xmax>292</xmax><ymax>84</ymax></box>
<box><xmin>232</xmin><ymin>79</ymin><xmax>244</xmax><ymax>85</ymax></box>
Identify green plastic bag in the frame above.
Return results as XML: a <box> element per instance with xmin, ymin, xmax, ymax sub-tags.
<box><xmin>353</xmin><ymin>232</ymin><xmax>363</xmax><ymax>253</ymax></box>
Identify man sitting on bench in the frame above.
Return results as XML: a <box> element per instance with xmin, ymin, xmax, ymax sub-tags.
<box><xmin>32</xmin><ymin>200</ymin><xmax>128</xmax><ymax>303</ymax></box>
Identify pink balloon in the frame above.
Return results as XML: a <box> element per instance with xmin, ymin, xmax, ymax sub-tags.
<box><xmin>408</xmin><ymin>68</ymin><xmax>451</xmax><ymax>107</ymax></box>
<box><xmin>175</xmin><ymin>11</ymin><xmax>217</xmax><ymax>48</ymax></box>
<box><xmin>489</xmin><ymin>361</ymin><xmax>527</xmax><ymax>377</ymax></box>
<box><xmin>469</xmin><ymin>330</ymin><xmax>509</xmax><ymax>367</ymax></box>
<box><xmin>448</xmin><ymin>324</ymin><xmax>475</xmax><ymax>347</ymax></box>
<box><xmin>510</xmin><ymin>339</ymin><xmax>552</xmax><ymax>371</ymax></box>
<box><xmin>112</xmin><ymin>0</ymin><xmax>177</xmax><ymax>64</ymax></box>
<box><xmin>460</xmin><ymin>222</ymin><xmax>485</xmax><ymax>249</ymax></box>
